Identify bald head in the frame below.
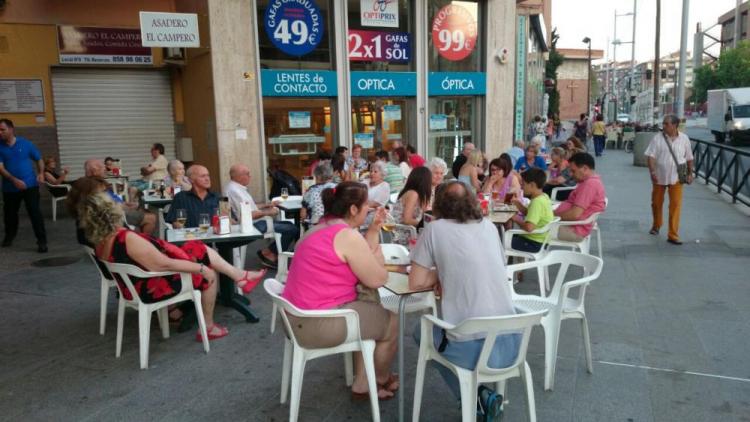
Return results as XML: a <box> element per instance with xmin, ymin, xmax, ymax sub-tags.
<box><xmin>187</xmin><ymin>165</ymin><xmax>211</xmax><ymax>191</ymax></box>
<box><xmin>462</xmin><ymin>142</ymin><xmax>475</xmax><ymax>157</ymax></box>
<box><xmin>84</xmin><ymin>159</ymin><xmax>105</xmax><ymax>177</ymax></box>
<box><xmin>229</xmin><ymin>164</ymin><xmax>251</xmax><ymax>187</ymax></box>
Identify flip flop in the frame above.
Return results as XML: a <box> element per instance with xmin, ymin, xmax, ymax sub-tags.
<box><xmin>195</xmin><ymin>323</ymin><xmax>229</xmax><ymax>342</ymax></box>
<box><xmin>351</xmin><ymin>387</ymin><xmax>395</xmax><ymax>401</ymax></box>
<box><xmin>238</xmin><ymin>269</ymin><xmax>268</xmax><ymax>294</ymax></box>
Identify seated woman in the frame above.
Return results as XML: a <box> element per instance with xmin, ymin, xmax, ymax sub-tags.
<box><xmin>543</xmin><ymin>147</ymin><xmax>576</xmax><ymax>200</ymax></box>
<box><xmin>390</xmin><ymin>167</ymin><xmax>432</xmax><ymax>245</ymax></box>
<box><xmin>43</xmin><ymin>157</ymin><xmax>71</xmax><ymax>197</ymax></box>
<box><xmin>514</xmin><ymin>145</ymin><xmax>548</xmax><ymax>173</ymax></box>
<box><xmin>565</xmin><ymin>136</ymin><xmax>586</xmax><ymax>157</ymax></box>
<box><xmin>392</xmin><ymin>146</ymin><xmax>411</xmax><ymax>179</ymax></box>
<box><xmin>457</xmin><ymin>150</ymin><xmax>484</xmax><ymax>193</ymax></box>
<box><xmin>163</xmin><ymin>160</ymin><xmax>192</xmax><ymax>193</ymax></box>
<box><xmin>79</xmin><ymin>192</ymin><xmax>267</xmax><ymax>341</ymax></box>
<box><xmin>366</xmin><ymin>161</ymin><xmax>391</xmax><ymax>208</ymax></box>
<box><xmin>481</xmin><ymin>155</ymin><xmax>521</xmax><ymax>203</ymax></box>
<box><xmin>426</xmin><ymin>157</ymin><xmax>447</xmax><ymax>211</ymax></box>
<box><xmin>301</xmin><ymin>161</ymin><xmax>336</xmax><ymax>225</ymax></box>
<box><xmin>331</xmin><ymin>153</ymin><xmax>349</xmax><ymax>184</ymax></box>
<box><xmin>281</xmin><ymin>182</ymin><xmax>399</xmax><ymax>399</ymax></box>
<box><xmin>408</xmin><ymin>181</ymin><xmax>520</xmax><ymax>402</ymax></box>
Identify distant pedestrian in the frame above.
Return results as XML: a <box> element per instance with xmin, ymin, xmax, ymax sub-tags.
<box><xmin>0</xmin><ymin>118</ymin><xmax>48</xmax><ymax>252</ymax></box>
<box><xmin>574</xmin><ymin>113</ymin><xmax>588</xmax><ymax>142</ymax></box>
<box><xmin>645</xmin><ymin>114</ymin><xmax>694</xmax><ymax>245</ymax></box>
<box><xmin>591</xmin><ymin>114</ymin><xmax>606</xmax><ymax>157</ymax></box>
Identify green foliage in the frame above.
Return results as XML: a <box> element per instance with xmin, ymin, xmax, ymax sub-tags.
<box><xmin>545</xmin><ymin>28</ymin><xmax>563</xmax><ymax>116</ymax></box>
<box><xmin>692</xmin><ymin>41</ymin><xmax>750</xmax><ymax>103</ymax></box>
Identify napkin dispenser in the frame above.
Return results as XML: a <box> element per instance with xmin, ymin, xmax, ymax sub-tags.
<box><xmin>240</xmin><ymin>201</ymin><xmax>254</xmax><ymax>234</ymax></box>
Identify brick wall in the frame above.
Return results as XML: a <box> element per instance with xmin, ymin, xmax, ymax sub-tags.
<box><xmin>558</xmin><ymin>78</ymin><xmax>589</xmax><ymax>121</ymax></box>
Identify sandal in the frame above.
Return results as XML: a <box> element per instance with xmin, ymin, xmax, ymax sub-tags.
<box><xmin>379</xmin><ymin>373</ymin><xmax>399</xmax><ymax>393</ymax></box>
<box><xmin>351</xmin><ymin>387</ymin><xmax>395</xmax><ymax>401</ymax></box>
<box><xmin>195</xmin><ymin>323</ymin><xmax>229</xmax><ymax>342</ymax></box>
<box><xmin>168</xmin><ymin>308</ymin><xmax>183</xmax><ymax>326</ymax></box>
<box><xmin>237</xmin><ymin>269</ymin><xmax>268</xmax><ymax>294</ymax></box>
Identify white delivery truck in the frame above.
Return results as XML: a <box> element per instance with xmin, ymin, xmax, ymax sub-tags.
<box><xmin>707</xmin><ymin>87</ymin><xmax>750</xmax><ymax>144</ymax></box>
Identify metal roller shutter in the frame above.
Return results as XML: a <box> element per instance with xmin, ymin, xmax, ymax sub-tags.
<box><xmin>51</xmin><ymin>68</ymin><xmax>176</xmax><ymax>179</ymax></box>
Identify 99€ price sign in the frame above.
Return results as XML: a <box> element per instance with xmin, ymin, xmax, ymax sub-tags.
<box><xmin>431</xmin><ymin>3</ymin><xmax>478</xmax><ymax>62</ymax></box>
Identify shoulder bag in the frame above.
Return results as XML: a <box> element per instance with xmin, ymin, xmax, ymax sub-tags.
<box><xmin>663</xmin><ymin>134</ymin><xmax>689</xmax><ymax>184</ymax></box>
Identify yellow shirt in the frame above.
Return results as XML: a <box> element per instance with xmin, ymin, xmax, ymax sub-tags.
<box><xmin>592</xmin><ymin>121</ymin><xmax>606</xmax><ymax>136</ymax></box>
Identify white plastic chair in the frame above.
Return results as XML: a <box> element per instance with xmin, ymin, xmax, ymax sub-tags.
<box><xmin>605</xmin><ymin>128</ymin><xmax>618</xmax><ymax>149</ymax></box>
<box><xmin>389</xmin><ymin>192</ymin><xmax>399</xmax><ymax>205</ymax></box>
<box><xmin>547</xmin><ymin>212</ymin><xmax>602</xmax><ymax>257</ymax></box>
<box><xmin>503</xmin><ymin>217</ymin><xmax>561</xmax><ymax>295</ymax></box>
<box><xmin>379</xmin><ymin>243</ymin><xmax>437</xmax><ymax>316</ymax></box>
<box><xmin>588</xmin><ymin>197</ymin><xmax>607</xmax><ymax>260</ymax></box>
<box><xmin>264</xmin><ymin>279</ymin><xmax>381</xmax><ymax>422</ymax></box>
<box><xmin>46</xmin><ymin>182</ymin><xmax>70</xmax><ymax>221</ymax></box>
<box><xmin>622</xmin><ymin>130</ymin><xmax>635</xmax><ymax>152</ymax></box>
<box><xmin>269</xmin><ymin>251</ymin><xmax>295</xmax><ymax>334</ymax></box>
<box><xmin>507</xmin><ymin>250</ymin><xmax>603</xmax><ymax>390</ymax></box>
<box><xmin>412</xmin><ymin>310</ymin><xmax>547</xmax><ymax>422</ymax></box>
<box><xmin>104</xmin><ymin>261</ymin><xmax>210</xmax><ymax>369</ymax></box>
<box><xmin>83</xmin><ymin>246</ymin><xmax>118</xmax><ymax>335</ymax></box>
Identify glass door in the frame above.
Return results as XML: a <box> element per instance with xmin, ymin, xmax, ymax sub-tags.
<box><xmin>428</xmin><ymin>96</ymin><xmax>479</xmax><ymax>169</ymax></box>
<box><xmin>351</xmin><ymin>98</ymin><xmax>413</xmax><ymax>154</ymax></box>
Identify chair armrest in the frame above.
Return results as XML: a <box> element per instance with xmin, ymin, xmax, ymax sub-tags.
<box><xmin>506</xmin><ymin>260</ymin><xmax>546</xmax><ymax>278</ymax></box>
<box><xmin>422</xmin><ymin>314</ymin><xmax>457</xmax><ymax>331</ymax></box>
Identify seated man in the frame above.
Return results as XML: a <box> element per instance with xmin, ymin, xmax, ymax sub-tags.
<box><xmin>140</xmin><ymin>143</ymin><xmax>169</xmax><ymax>182</ymax></box>
<box><xmin>510</xmin><ymin>168</ymin><xmax>554</xmax><ymax>253</ymax></box>
<box><xmin>84</xmin><ymin>158</ymin><xmax>156</xmax><ymax>235</ymax></box>
<box><xmin>165</xmin><ymin>164</ymin><xmax>219</xmax><ymax>229</ymax></box>
<box><xmin>223</xmin><ymin>164</ymin><xmax>299</xmax><ymax>269</ymax></box>
<box><xmin>553</xmin><ymin>152</ymin><xmax>606</xmax><ymax>242</ymax></box>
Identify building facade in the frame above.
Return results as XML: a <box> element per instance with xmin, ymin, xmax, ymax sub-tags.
<box><xmin>1</xmin><ymin>0</ymin><xmax>530</xmax><ymax>200</ymax></box>
<box><xmin>719</xmin><ymin>2</ymin><xmax>749</xmax><ymax>50</ymax></box>
<box><xmin>557</xmin><ymin>48</ymin><xmax>603</xmax><ymax>121</ymax></box>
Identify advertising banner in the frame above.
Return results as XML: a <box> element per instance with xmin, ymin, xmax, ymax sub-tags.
<box><xmin>428</xmin><ymin>72</ymin><xmax>486</xmax><ymax>96</ymax></box>
<box><xmin>139</xmin><ymin>12</ymin><xmax>200</xmax><ymax>48</ymax></box>
<box><xmin>360</xmin><ymin>0</ymin><xmax>399</xmax><ymax>28</ymax></box>
<box><xmin>348</xmin><ymin>29</ymin><xmax>410</xmax><ymax>62</ymax></box>
<box><xmin>261</xmin><ymin>70</ymin><xmax>338</xmax><ymax>97</ymax></box>
<box><xmin>431</xmin><ymin>4</ymin><xmax>477</xmax><ymax>62</ymax></box>
<box><xmin>350</xmin><ymin>71</ymin><xmax>416</xmax><ymax>96</ymax></box>
<box><xmin>264</xmin><ymin>0</ymin><xmax>324</xmax><ymax>57</ymax></box>
<box><xmin>58</xmin><ymin>26</ymin><xmax>152</xmax><ymax>65</ymax></box>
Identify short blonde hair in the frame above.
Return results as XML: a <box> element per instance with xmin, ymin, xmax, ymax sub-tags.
<box><xmin>79</xmin><ymin>192</ymin><xmax>124</xmax><ymax>245</ymax></box>
<box><xmin>467</xmin><ymin>150</ymin><xmax>484</xmax><ymax>166</ymax></box>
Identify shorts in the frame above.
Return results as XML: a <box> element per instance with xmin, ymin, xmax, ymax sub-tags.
<box><xmin>285</xmin><ymin>300</ymin><xmax>394</xmax><ymax>349</ymax></box>
<box><xmin>557</xmin><ymin>225</ymin><xmax>585</xmax><ymax>242</ymax></box>
<box><xmin>124</xmin><ymin>208</ymin><xmax>146</xmax><ymax>226</ymax></box>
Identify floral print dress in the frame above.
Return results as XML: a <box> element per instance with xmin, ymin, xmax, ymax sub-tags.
<box><xmin>106</xmin><ymin>228</ymin><xmax>212</xmax><ymax>304</ymax></box>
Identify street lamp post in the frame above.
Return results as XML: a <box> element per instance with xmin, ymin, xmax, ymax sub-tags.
<box><xmin>583</xmin><ymin>37</ymin><xmax>592</xmax><ymax>116</ymax></box>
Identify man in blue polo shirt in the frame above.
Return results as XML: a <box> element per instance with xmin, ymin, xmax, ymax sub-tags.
<box><xmin>0</xmin><ymin>118</ymin><xmax>48</xmax><ymax>252</ymax></box>
<box><xmin>165</xmin><ymin>164</ymin><xmax>220</xmax><ymax>228</ymax></box>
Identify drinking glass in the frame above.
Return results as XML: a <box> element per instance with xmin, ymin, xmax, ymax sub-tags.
<box><xmin>381</xmin><ymin>212</ymin><xmax>396</xmax><ymax>232</ymax></box>
<box><xmin>175</xmin><ymin>209</ymin><xmax>187</xmax><ymax>227</ymax></box>
<box><xmin>280</xmin><ymin>187</ymin><xmax>289</xmax><ymax>200</ymax></box>
<box><xmin>198</xmin><ymin>213</ymin><xmax>210</xmax><ymax>233</ymax></box>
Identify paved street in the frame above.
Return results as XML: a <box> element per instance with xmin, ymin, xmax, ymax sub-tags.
<box><xmin>1</xmin><ymin>150</ymin><xmax>749</xmax><ymax>421</ymax></box>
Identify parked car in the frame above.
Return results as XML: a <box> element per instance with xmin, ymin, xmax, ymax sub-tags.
<box><xmin>616</xmin><ymin>113</ymin><xmax>630</xmax><ymax>124</ymax></box>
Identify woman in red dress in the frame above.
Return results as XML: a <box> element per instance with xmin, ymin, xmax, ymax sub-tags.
<box><xmin>79</xmin><ymin>192</ymin><xmax>266</xmax><ymax>341</ymax></box>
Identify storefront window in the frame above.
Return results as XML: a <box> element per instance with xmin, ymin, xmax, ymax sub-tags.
<box><xmin>257</xmin><ymin>0</ymin><xmax>338</xmax><ymax>180</ymax></box>
<box><xmin>427</xmin><ymin>0</ymin><xmax>484</xmax><ymax>169</ymax></box>
<box><xmin>347</xmin><ymin>0</ymin><xmax>416</xmax><ymax>153</ymax></box>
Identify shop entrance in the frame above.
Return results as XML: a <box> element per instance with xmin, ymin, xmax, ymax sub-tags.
<box><xmin>350</xmin><ymin>98</ymin><xmax>415</xmax><ymax>155</ymax></box>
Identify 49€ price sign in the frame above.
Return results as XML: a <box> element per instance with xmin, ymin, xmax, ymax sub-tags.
<box><xmin>264</xmin><ymin>0</ymin><xmax>324</xmax><ymax>56</ymax></box>
<box><xmin>431</xmin><ymin>4</ymin><xmax>477</xmax><ymax>62</ymax></box>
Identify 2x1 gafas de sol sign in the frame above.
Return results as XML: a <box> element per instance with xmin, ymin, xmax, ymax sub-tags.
<box><xmin>264</xmin><ymin>0</ymin><xmax>323</xmax><ymax>57</ymax></box>
<box><xmin>431</xmin><ymin>3</ymin><xmax>477</xmax><ymax>62</ymax></box>
<box><xmin>348</xmin><ymin>30</ymin><xmax>410</xmax><ymax>62</ymax></box>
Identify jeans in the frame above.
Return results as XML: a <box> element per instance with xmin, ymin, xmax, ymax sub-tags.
<box><xmin>253</xmin><ymin>219</ymin><xmax>299</xmax><ymax>253</ymax></box>
<box><xmin>593</xmin><ymin>135</ymin><xmax>606</xmax><ymax>156</ymax></box>
<box><xmin>414</xmin><ymin>324</ymin><xmax>521</xmax><ymax>399</ymax></box>
<box><xmin>511</xmin><ymin>235</ymin><xmax>543</xmax><ymax>253</ymax></box>
<box><xmin>3</xmin><ymin>186</ymin><xmax>47</xmax><ymax>245</ymax></box>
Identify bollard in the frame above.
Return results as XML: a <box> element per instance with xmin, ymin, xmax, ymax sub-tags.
<box><xmin>633</xmin><ymin>132</ymin><xmax>658</xmax><ymax>167</ymax></box>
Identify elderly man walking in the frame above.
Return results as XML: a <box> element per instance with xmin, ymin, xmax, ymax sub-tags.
<box><xmin>0</xmin><ymin>119</ymin><xmax>48</xmax><ymax>252</ymax></box>
<box><xmin>645</xmin><ymin>114</ymin><xmax>694</xmax><ymax>245</ymax></box>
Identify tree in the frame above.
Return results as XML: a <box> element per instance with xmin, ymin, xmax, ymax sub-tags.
<box><xmin>692</xmin><ymin>41</ymin><xmax>750</xmax><ymax>103</ymax></box>
<box><xmin>545</xmin><ymin>28</ymin><xmax>563</xmax><ymax>117</ymax></box>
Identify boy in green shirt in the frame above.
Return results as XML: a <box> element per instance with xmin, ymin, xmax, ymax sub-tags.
<box><xmin>511</xmin><ymin>168</ymin><xmax>554</xmax><ymax>252</ymax></box>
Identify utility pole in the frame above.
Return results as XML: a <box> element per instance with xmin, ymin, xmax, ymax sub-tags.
<box><xmin>653</xmin><ymin>0</ymin><xmax>661</xmax><ymax>124</ymax></box>
<box><xmin>676</xmin><ymin>0</ymin><xmax>689</xmax><ymax>119</ymax></box>
<box><xmin>734</xmin><ymin>0</ymin><xmax>742</xmax><ymax>48</ymax></box>
<box><xmin>629</xmin><ymin>0</ymin><xmax>637</xmax><ymax>116</ymax></box>
<box><xmin>605</xmin><ymin>36</ymin><xmax>610</xmax><ymax>121</ymax></box>
<box><xmin>613</xmin><ymin>11</ymin><xmax>618</xmax><ymax>116</ymax></box>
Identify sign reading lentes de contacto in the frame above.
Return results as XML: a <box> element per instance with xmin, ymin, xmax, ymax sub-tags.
<box><xmin>139</xmin><ymin>12</ymin><xmax>200</xmax><ymax>48</ymax></box>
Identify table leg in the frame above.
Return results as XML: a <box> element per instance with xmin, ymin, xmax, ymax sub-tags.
<box><xmin>398</xmin><ymin>296</ymin><xmax>406</xmax><ymax>422</ymax></box>
<box><xmin>217</xmin><ymin>244</ymin><xmax>259</xmax><ymax>323</ymax></box>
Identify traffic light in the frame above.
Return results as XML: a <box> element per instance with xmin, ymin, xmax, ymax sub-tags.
<box><xmin>630</xmin><ymin>96</ymin><xmax>636</xmax><ymax>104</ymax></box>
<box><xmin>661</xmin><ymin>69</ymin><xmax>667</xmax><ymax>79</ymax></box>
<box><xmin>594</xmin><ymin>104</ymin><xmax>601</xmax><ymax>114</ymax></box>
<box><xmin>646</xmin><ymin>69</ymin><xmax>652</xmax><ymax>80</ymax></box>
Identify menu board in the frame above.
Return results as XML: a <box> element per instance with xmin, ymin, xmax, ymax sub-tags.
<box><xmin>0</xmin><ymin>80</ymin><xmax>45</xmax><ymax>113</ymax></box>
